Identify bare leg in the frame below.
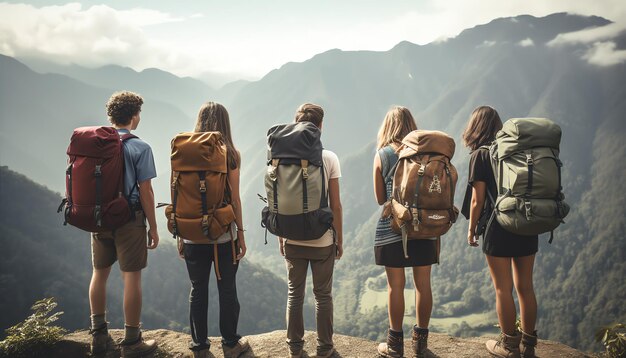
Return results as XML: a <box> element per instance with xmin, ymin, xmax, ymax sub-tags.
<box><xmin>412</xmin><ymin>265</ymin><xmax>432</xmax><ymax>328</ymax></box>
<box><xmin>122</xmin><ymin>270</ymin><xmax>142</xmax><ymax>326</ymax></box>
<box><xmin>89</xmin><ymin>267</ymin><xmax>111</xmax><ymax>315</ymax></box>
<box><xmin>385</xmin><ymin>267</ymin><xmax>406</xmax><ymax>332</ymax></box>
<box><xmin>486</xmin><ymin>255</ymin><xmax>516</xmax><ymax>334</ymax></box>
<box><xmin>512</xmin><ymin>255</ymin><xmax>537</xmax><ymax>333</ymax></box>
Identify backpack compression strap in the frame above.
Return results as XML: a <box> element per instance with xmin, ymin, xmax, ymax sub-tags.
<box><xmin>94</xmin><ymin>164</ymin><xmax>103</xmax><ymax>227</ymax></box>
<box><xmin>301</xmin><ymin>160</ymin><xmax>309</xmax><ymax>213</ymax></box>
<box><xmin>170</xmin><ymin>171</ymin><xmax>180</xmax><ymax>238</ymax></box>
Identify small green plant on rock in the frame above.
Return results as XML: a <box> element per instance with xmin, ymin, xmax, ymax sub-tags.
<box><xmin>595</xmin><ymin>323</ymin><xmax>626</xmax><ymax>358</ymax></box>
<box><xmin>0</xmin><ymin>297</ymin><xmax>67</xmax><ymax>358</ymax></box>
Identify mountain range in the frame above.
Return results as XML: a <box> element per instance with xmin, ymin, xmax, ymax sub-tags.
<box><xmin>1</xmin><ymin>12</ymin><xmax>624</xmax><ymax>352</ymax></box>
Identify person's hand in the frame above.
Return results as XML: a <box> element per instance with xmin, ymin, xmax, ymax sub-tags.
<box><xmin>335</xmin><ymin>241</ymin><xmax>343</xmax><ymax>260</ymax></box>
<box><xmin>147</xmin><ymin>227</ymin><xmax>159</xmax><ymax>249</ymax></box>
<box><xmin>467</xmin><ymin>230</ymin><xmax>479</xmax><ymax>247</ymax></box>
<box><xmin>278</xmin><ymin>237</ymin><xmax>285</xmax><ymax>256</ymax></box>
<box><xmin>236</xmin><ymin>233</ymin><xmax>247</xmax><ymax>261</ymax></box>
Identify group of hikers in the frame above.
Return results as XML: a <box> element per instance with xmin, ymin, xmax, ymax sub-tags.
<box><xmin>60</xmin><ymin>90</ymin><xmax>568</xmax><ymax>358</ymax></box>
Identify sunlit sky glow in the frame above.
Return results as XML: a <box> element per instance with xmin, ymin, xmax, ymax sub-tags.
<box><xmin>0</xmin><ymin>0</ymin><xmax>625</xmax><ymax>81</ymax></box>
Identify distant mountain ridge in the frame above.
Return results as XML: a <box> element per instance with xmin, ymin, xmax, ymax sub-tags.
<box><xmin>1</xmin><ymin>12</ymin><xmax>625</xmax><ymax>352</ymax></box>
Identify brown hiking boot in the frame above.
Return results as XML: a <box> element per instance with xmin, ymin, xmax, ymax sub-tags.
<box><xmin>316</xmin><ymin>347</ymin><xmax>335</xmax><ymax>357</ymax></box>
<box><xmin>120</xmin><ymin>332</ymin><xmax>157</xmax><ymax>358</ymax></box>
<box><xmin>377</xmin><ymin>329</ymin><xmax>403</xmax><ymax>358</ymax></box>
<box><xmin>192</xmin><ymin>348</ymin><xmax>209</xmax><ymax>358</ymax></box>
<box><xmin>486</xmin><ymin>331</ymin><xmax>521</xmax><ymax>358</ymax></box>
<box><xmin>89</xmin><ymin>326</ymin><xmax>115</xmax><ymax>355</ymax></box>
<box><xmin>520</xmin><ymin>330</ymin><xmax>538</xmax><ymax>358</ymax></box>
<box><xmin>412</xmin><ymin>326</ymin><xmax>429</xmax><ymax>358</ymax></box>
<box><xmin>222</xmin><ymin>337</ymin><xmax>250</xmax><ymax>358</ymax></box>
<box><xmin>89</xmin><ymin>328</ymin><xmax>115</xmax><ymax>356</ymax></box>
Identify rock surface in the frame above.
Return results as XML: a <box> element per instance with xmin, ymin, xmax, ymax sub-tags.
<box><xmin>49</xmin><ymin>329</ymin><xmax>592</xmax><ymax>357</ymax></box>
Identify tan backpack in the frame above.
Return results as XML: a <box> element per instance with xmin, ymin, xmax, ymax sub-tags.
<box><xmin>388</xmin><ymin>130</ymin><xmax>459</xmax><ymax>258</ymax></box>
<box><xmin>164</xmin><ymin>132</ymin><xmax>236</xmax><ymax>244</ymax></box>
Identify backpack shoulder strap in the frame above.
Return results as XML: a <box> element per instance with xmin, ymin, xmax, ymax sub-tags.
<box><xmin>378</xmin><ymin>146</ymin><xmax>399</xmax><ymax>183</ymax></box>
<box><xmin>121</xmin><ymin>133</ymin><xmax>138</xmax><ymax>142</ymax></box>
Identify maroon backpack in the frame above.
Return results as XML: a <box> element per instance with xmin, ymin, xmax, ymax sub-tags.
<box><xmin>58</xmin><ymin>126</ymin><xmax>136</xmax><ymax>232</ymax></box>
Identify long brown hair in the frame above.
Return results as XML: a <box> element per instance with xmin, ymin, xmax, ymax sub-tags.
<box><xmin>376</xmin><ymin>106</ymin><xmax>417</xmax><ymax>149</ymax></box>
<box><xmin>194</xmin><ymin>102</ymin><xmax>240</xmax><ymax>170</ymax></box>
<box><xmin>462</xmin><ymin>105</ymin><xmax>503</xmax><ymax>151</ymax></box>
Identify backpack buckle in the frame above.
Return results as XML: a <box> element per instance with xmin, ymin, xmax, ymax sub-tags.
<box><xmin>524</xmin><ymin>200</ymin><xmax>532</xmax><ymax>220</ymax></box>
<box><xmin>418</xmin><ymin>166</ymin><xmax>425</xmax><ymax>176</ymax></box>
<box><xmin>199</xmin><ymin>180</ymin><xmax>206</xmax><ymax>193</ymax></box>
<box><xmin>411</xmin><ymin>208</ymin><xmax>420</xmax><ymax>231</ymax></box>
<box><xmin>302</xmin><ymin>167</ymin><xmax>309</xmax><ymax>180</ymax></box>
<box><xmin>201</xmin><ymin>215</ymin><xmax>209</xmax><ymax>236</ymax></box>
<box><xmin>525</xmin><ymin>153</ymin><xmax>534</xmax><ymax>166</ymax></box>
<box><xmin>268</xmin><ymin>166</ymin><xmax>277</xmax><ymax>181</ymax></box>
<box><xmin>94</xmin><ymin>165</ymin><xmax>102</xmax><ymax>177</ymax></box>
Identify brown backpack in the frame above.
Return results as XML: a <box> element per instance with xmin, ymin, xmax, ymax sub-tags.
<box><xmin>164</xmin><ymin>132</ymin><xmax>236</xmax><ymax>244</ymax></box>
<box><xmin>388</xmin><ymin>130</ymin><xmax>459</xmax><ymax>258</ymax></box>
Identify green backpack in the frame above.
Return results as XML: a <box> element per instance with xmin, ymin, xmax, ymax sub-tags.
<box><xmin>487</xmin><ymin>118</ymin><xmax>570</xmax><ymax>242</ymax></box>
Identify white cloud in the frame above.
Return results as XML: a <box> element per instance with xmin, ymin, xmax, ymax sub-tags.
<box><xmin>582</xmin><ymin>41</ymin><xmax>626</xmax><ymax>66</ymax></box>
<box><xmin>547</xmin><ymin>22</ymin><xmax>626</xmax><ymax>46</ymax></box>
<box><xmin>478</xmin><ymin>40</ymin><xmax>497</xmax><ymax>48</ymax></box>
<box><xmin>0</xmin><ymin>3</ymin><xmax>194</xmax><ymax>74</ymax></box>
<box><xmin>518</xmin><ymin>38</ymin><xmax>535</xmax><ymax>47</ymax></box>
<box><xmin>1</xmin><ymin>1</ymin><xmax>625</xmax><ymax>78</ymax></box>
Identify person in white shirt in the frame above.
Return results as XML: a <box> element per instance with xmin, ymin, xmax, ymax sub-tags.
<box><xmin>278</xmin><ymin>103</ymin><xmax>343</xmax><ymax>358</ymax></box>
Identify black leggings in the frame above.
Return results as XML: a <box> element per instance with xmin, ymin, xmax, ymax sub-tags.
<box><xmin>183</xmin><ymin>242</ymin><xmax>241</xmax><ymax>351</ymax></box>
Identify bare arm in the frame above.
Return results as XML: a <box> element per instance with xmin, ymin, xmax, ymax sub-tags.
<box><xmin>139</xmin><ymin>179</ymin><xmax>159</xmax><ymax>249</ymax></box>
<box><xmin>467</xmin><ymin>181</ymin><xmax>486</xmax><ymax>247</ymax></box>
<box><xmin>328</xmin><ymin>177</ymin><xmax>343</xmax><ymax>259</ymax></box>
<box><xmin>228</xmin><ymin>158</ymin><xmax>246</xmax><ymax>260</ymax></box>
<box><xmin>373</xmin><ymin>153</ymin><xmax>387</xmax><ymax>205</ymax></box>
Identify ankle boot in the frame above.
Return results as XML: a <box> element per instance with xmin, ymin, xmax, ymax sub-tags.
<box><xmin>377</xmin><ymin>329</ymin><xmax>403</xmax><ymax>358</ymax></box>
<box><xmin>411</xmin><ymin>326</ymin><xmax>429</xmax><ymax>358</ymax></box>
<box><xmin>520</xmin><ymin>330</ymin><xmax>537</xmax><ymax>358</ymax></box>
<box><xmin>485</xmin><ymin>331</ymin><xmax>521</xmax><ymax>358</ymax></box>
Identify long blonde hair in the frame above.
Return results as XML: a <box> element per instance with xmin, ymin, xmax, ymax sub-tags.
<box><xmin>194</xmin><ymin>102</ymin><xmax>240</xmax><ymax>170</ymax></box>
<box><xmin>376</xmin><ymin>106</ymin><xmax>418</xmax><ymax>149</ymax></box>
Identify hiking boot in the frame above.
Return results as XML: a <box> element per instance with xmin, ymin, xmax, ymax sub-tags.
<box><xmin>120</xmin><ymin>332</ymin><xmax>157</xmax><ymax>358</ymax></box>
<box><xmin>192</xmin><ymin>348</ymin><xmax>210</xmax><ymax>358</ymax></box>
<box><xmin>520</xmin><ymin>330</ymin><xmax>538</xmax><ymax>358</ymax></box>
<box><xmin>486</xmin><ymin>331</ymin><xmax>521</xmax><ymax>358</ymax></box>
<box><xmin>222</xmin><ymin>337</ymin><xmax>250</xmax><ymax>358</ymax></box>
<box><xmin>289</xmin><ymin>350</ymin><xmax>303</xmax><ymax>358</ymax></box>
<box><xmin>412</xmin><ymin>326</ymin><xmax>429</xmax><ymax>358</ymax></box>
<box><xmin>377</xmin><ymin>329</ymin><xmax>403</xmax><ymax>358</ymax></box>
<box><xmin>89</xmin><ymin>326</ymin><xmax>115</xmax><ymax>355</ymax></box>
<box><xmin>316</xmin><ymin>347</ymin><xmax>335</xmax><ymax>357</ymax></box>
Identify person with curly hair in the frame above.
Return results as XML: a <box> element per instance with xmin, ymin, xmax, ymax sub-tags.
<box><xmin>89</xmin><ymin>91</ymin><xmax>160</xmax><ymax>357</ymax></box>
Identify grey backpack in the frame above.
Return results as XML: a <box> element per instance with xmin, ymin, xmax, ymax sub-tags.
<box><xmin>487</xmin><ymin>118</ymin><xmax>569</xmax><ymax>242</ymax></box>
<box><xmin>261</xmin><ymin>122</ymin><xmax>333</xmax><ymax>242</ymax></box>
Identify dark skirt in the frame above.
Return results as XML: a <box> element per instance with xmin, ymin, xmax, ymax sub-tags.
<box><xmin>375</xmin><ymin>239</ymin><xmax>438</xmax><ymax>267</ymax></box>
<box><xmin>483</xmin><ymin>220</ymin><xmax>538</xmax><ymax>257</ymax></box>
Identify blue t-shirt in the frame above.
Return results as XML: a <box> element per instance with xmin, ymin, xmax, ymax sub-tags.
<box><xmin>117</xmin><ymin>129</ymin><xmax>157</xmax><ymax>204</ymax></box>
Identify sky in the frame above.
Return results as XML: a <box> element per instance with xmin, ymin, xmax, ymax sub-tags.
<box><xmin>1</xmin><ymin>0</ymin><xmax>625</xmax><ymax>83</ymax></box>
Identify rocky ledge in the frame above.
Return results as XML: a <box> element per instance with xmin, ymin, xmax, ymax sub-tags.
<box><xmin>48</xmin><ymin>329</ymin><xmax>592</xmax><ymax>357</ymax></box>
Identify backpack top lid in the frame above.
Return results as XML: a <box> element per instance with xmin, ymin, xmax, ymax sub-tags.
<box><xmin>171</xmin><ymin>131</ymin><xmax>228</xmax><ymax>172</ymax></box>
<box><xmin>267</xmin><ymin>121</ymin><xmax>323</xmax><ymax>166</ymax></box>
<box><xmin>67</xmin><ymin>126</ymin><xmax>122</xmax><ymax>158</ymax></box>
<box><xmin>496</xmin><ymin>118</ymin><xmax>561</xmax><ymax>158</ymax></box>
<box><xmin>398</xmin><ymin>129</ymin><xmax>456</xmax><ymax>160</ymax></box>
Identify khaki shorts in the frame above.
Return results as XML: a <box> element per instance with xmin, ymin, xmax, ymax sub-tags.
<box><xmin>91</xmin><ymin>211</ymin><xmax>148</xmax><ymax>272</ymax></box>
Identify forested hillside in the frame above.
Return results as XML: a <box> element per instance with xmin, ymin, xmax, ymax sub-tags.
<box><xmin>0</xmin><ymin>12</ymin><xmax>624</xmax><ymax>352</ymax></box>
<box><xmin>0</xmin><ymin>166</ymin><xmax>294</xmax><ymax>338</ymax></box>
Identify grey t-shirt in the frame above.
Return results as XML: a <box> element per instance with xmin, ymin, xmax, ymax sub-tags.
<box><xmin>117</xmin><ymin>129</ymin><xmax>157</xmax><ymax>204</ymax></box>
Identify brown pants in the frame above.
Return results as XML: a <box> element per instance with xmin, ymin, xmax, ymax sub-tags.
<box><xmin>284</xmin><ymin>244</ymin><xmax>335</xmax><ymax>355</ymax></box>
<box><xmin>91</xmin><ymin>211</ymin><xmax>147</xmax><ymax>272</ymax></box>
